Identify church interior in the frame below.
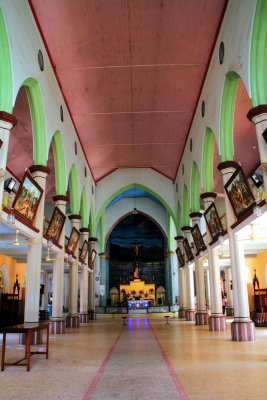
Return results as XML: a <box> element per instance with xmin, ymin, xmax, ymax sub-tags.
<box><xmin>1</xmin><ymin>1</ymin><xmax>267</xmax><ymax>399</ymax></box>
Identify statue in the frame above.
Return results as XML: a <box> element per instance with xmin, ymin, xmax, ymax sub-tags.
<box><xmin>131</xmin><ymin>240</ymin><xmax>142</xmax><ymax>256</ymax></box>
<box><xmin>253</xmin><ymin>269</ymin><xmax>260</xmax><ymax>294</ymax></box>
<box><xmin>133</xmin><ymin>263</ymin><xmax>141</xmax><ymax>279</ymax></box>
<box><xmin>13</xmin><ymin>274</ymin><xmax>20</xmax><ymax>296</ymax></box>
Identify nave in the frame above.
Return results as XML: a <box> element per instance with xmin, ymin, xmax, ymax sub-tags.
<box><xmin>1</xmin><ymin>315</ymin><xmax>267</xmax><ymax>400</ymax></box>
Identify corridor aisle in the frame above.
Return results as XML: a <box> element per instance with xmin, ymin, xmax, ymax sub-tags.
<box><xmin>1</xmin><ymin>315</ymin><xmax>267</xmax><ymax>399</ymax></box>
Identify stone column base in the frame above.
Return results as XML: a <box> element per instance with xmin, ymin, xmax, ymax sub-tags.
<box><xmin>231</xmin><ymin>320</ymin><xmax>255</xmax><ymax>341</ymax></box>
<box><xmin>209</xmin><ymin>315</ymin><xmax>226</xmax><ymax>331</ymax></box>
<box><xmin>79</xmin><ymin>313</ymin><xmax>89</xmax><ymax>323</ymax></box>
<box><xmin>185</xmin><ymin>310</ymin><xmax>196</xmax><ymax>321</ymax></box>
<box><xmin>19</xmin><ymin>330</ymin><xmax>43</xmax><ymax>345</ymax></box>
<box><xmin>50</xmin><ymin>319</ymin><xmax>65</xmax><ymax>334</ymax></box>
<box><xmin>66</xmin><ymin>315</ymin><xmax>80</xmax><ymax>328</ymax></box>
<box><xmin>178</xmin><ymin>309</ymin><xmax>186</xmax><ymax>318</ymax></box>
<box><xmin>195</xmin><ymin>312</ymin><xmax>209</xmax><ymax>325</ymax></box>
<box><xmin>226</xmin><ymin>306</ymin><xmax>234</xmax><ymax>316</ymax></box>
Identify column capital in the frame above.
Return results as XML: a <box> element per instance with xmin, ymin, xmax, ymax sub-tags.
<box><xmin>29</xmin><ymin>165</ymin><xmax>51</xmax><ymax>175</ymax></box>
<box><xmin>247</xmin><ymin>105</ymin><xmax>267</xmax><ymax>122</ymax></box>
<box><xmin>189</xmin><ymin>212</ymin><xmax>202</xmax><ymax>219</ymax></box>
<box><xmin>69</xmin><ymin>214</ymin><xmax>81</xmax><ymax>221</ymax></box>
<box><xmin>167</xmin><ymin>251</ymin><xmax>175</xmax><ymax>256</ymax></box>
<box><xmin>53</xmin><ymin>194</ymin><xmax>69</xmax><ymax>203</ymax></box>
<box><xmin>217</xmin><ymin>161</ymin><xmax>240</xmax><ymax>172</ymax></box>
<box><xmin>174</xmin><ymin>235</ymin><xmax>183</xmax><ymax>241</ymax></box>
<box><xmin>89</xmin><ymin>237</ymin><xmax>98</xmax><ymax>242</ymax></box>
<box><xmin>99</xmin><ymin>252</ymin><xmax>106</xmax><ymax>258</ymax></box>
<box><xmin>0</xmin><ymin>111</ymin><xmax>17</xmax><ymax>129</ymax></box>
<box><xmin>80</xmin><ymin>227</ymin><xmax>90</xmax><ymax>233</ymax></box>
<box><xmin>200</xmin><ymin>192</ymin><xmax>217</xmax><ymax>200</ymax></box>
<box><xmin>181</xmin><ymin>226</ymin><xmax>191</xmax><ymax>232</ymax></box>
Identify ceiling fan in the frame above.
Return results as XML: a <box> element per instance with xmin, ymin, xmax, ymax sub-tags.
<box><xmin>238</xmin><ymin>224</ymin><xmax>267</xmax><ymax>241</ymax></box>
<box><xmin>12</xmin><ymin>229</ymin><xmax>36</xmax><ymax>246</ymax></box>
<box><xmin>44</xmin><ymin>247</ymin><xmax>61</xmax><ymax>262</ymax></box>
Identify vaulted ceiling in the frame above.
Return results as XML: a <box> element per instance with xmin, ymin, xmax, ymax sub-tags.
<box><xmin>29</xmin><ymin>0</ymin><xmax>227</xmax><ymax>182</ymax></box>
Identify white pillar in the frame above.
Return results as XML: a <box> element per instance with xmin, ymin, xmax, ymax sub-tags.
<box><xmin>175</xmin><ymin>236</ymin><xmax>186</xmax><ymax>318</ymax></box>
<box><xmin>24</xmin><ymin>166</ymin><xmax>50</xmax><ymax>323</ymax></box>
<box><xmin>190</xmin><ymin>212</ymin><xmax>209</xmax><ymax>325</ymax></box>
<box><xmin>88</xmin><ymin>237</ymin><xmax>98</xmax><ymax>315</ymax></box>
<box><xmin>66</xmin><ymin>215</ymin><xmax>81</xmax><ymax>328</ymax></box>
<box><xmin>50</xmin><ymin>195</ymin><xmax>68</xmax><ymax>334</ymax></box>
<box><xmin>201</xmin><ymin>192</ymin><xmax>226</xmax><ymax>331</ymax></box>
<box><xmin>181</xmin><ymin>226</ymin><xmax>195</xmax><ymax>321</ymax></box>
<box><xmin>218</xmin><ymin>161</ymin><xmax>255</xmax><ymax>341</ymax></box>
<box><xmin>225</xmin><ymin>267</ymin><xmax>234</xmax><ymax>315</ymax></box>
<box><xmin>79</xmin><ymin>228</ymin><xmax>89</xmax><ymax>323</ymax></box>
<box><xmin>0</xmin><ymin>112</ymin><xmax>17</xmax><ymax>212</ymax></box>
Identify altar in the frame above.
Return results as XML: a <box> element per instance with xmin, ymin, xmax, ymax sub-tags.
<box><xmin>120</xmin><ymin>279</ymin><xmax>155</xmax><ymax>306</ymax></box>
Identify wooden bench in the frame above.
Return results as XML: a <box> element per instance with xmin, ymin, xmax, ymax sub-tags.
<box><xmin>1</xmin><ymin>322</ymin><xmax>50</xmax><ymax>372</ymax></box>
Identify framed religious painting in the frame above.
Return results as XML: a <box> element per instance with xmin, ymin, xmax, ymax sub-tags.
<box><xmin>12</xmin><ymin>171</ymin><xmax>43</xmax><ymax>225</ymax></box>
<box><xmin>176</xmin><ymin>247</ymin><xmax>185</xmax><ymax>267</ymax></box>
<box><xmin>224</xmin><ymin>167</ymin><xmax>255</xmax><ymax>220</ymax></box>
<box><xmin>191</xmin><ymin>224</ymin><xmax>206</xmax><ymax>253</ymax></box>
<box><xmin>79</xmin><ymin>240</ymin><xmax>89</xmax><ymax>263</ymax></box>
<box><xmin>183</xmin><ymin>237</ymin><xmax>194</xmax><ymax>262</ymax></box>
<box><xmin>89</xmin><ymin>249</ymin><xmax>97</xmax><ymax>269</ymax></box>
<box><xmin>45</xmin><ymin>206</ymin><xmax>66</xmax><ymax>243</ymax></box>
<box><xmin>66</xmin><ymin>227</ymin><xmax>80</xmax><ymax>256</ymax></box>
<box><xmin>204</xmin><ymin>202</ymin><xmax>223</xmax><ymax>240</ymax></box>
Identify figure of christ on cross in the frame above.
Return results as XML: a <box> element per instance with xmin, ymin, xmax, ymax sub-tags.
<box><xmin>131</xmin><ymin>240</ymin><xmax>142</xmax><ymax>256</ymax></box>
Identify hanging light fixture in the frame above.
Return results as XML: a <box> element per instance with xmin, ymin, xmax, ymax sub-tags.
<box><xmin>253</xmin><ymin>200</ymin><xmax>262</xmax><ymax>217</ymax></box>
<box><xmin>7</xmin><ymin>208</ymin><xmax>16</xmax><ymax>224</ymax></box>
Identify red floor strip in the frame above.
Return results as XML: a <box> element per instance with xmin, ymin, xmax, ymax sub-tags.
<box><xmin>150</xmin><ymin>324</ymin><xmax>190</xmax><ymax>400</ymax></box>
<box><xmin>83</xmin><ymin>328</ymin><xmax>124</xmax><ymax>400</ymax></box>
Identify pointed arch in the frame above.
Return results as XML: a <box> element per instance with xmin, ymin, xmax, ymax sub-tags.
<box><xmin>80</xmin><ymin>187</ymin><xmax>89</xmax><ymax>228</ymax></box>
<box><xmin>68</xmin><ymin>164</ymin><xmax>79</xmax><ymax>214</ymax></box>
<box><xmin>176</xmin><ymin>200</ymin><xmax>182</xmax><ymax>235</ymax></box>
<box><xmin>95</xmin><ymin>183</ymin><xmax>176</xmax><ymax>232</ymax></box>
<box><xmin>0</xmin><ymin>8</ymin><xmax>12</xmax><ymax>113</ymax></box>
<box><xmin>250</xmin><ymin>0</ymin><xmax>267</xmax><ymax>106</ymax></box>
<box><xmin>89</xmin><ymin>204</ymin><xmax>96</xmax><ymax>236</ymax></box>
<box><xmin>220</xmin><ymin>71</ymin><xmax>240</xmax><ymax>162</ymax></box>
<box><xmin>202</xmin><ymin>127</ymin><xmax>215</xmax><ymax>193</ymax></box>
<box><xmin>191</xmin><ymin>161</ymin><xmax>200</xmax><ymax>213</ymax></box>
<box><xmin>182</xmin><ymin>184</ymin><xmax>190</xmax><ymax>227</ymax></box>
<box><xmin>51</xmin><ymin>130</ymin><xmax>67</xmax><ymax>195</ymax></box>
<box><xmin>22</xmin><ymin>78</ymin><xmax>47</xmax><ymax>165</ymax></box>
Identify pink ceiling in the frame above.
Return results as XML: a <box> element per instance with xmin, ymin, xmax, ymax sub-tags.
<box><xmin>30</xmin><ymin>0</ymin><xmax>227</xmax><ymax>182</ymax></box>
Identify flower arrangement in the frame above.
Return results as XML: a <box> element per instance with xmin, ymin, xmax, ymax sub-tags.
<box><xmin>131</xmin><ymin>290</ymin><xmax>136</xmax><ymax>295</ymax></box>
<box><xmin>149</xmin><ymin>288</ymin><xmax>154</xmax><ymax>294</ymax></box>
<box><xmin>139</xmin><ymin>290</ymin><xmax>144</xmax><ymax>295</ymax></box>
<box><xmin>144</xmin><ymin>293</ymin><xmax>148</xmax><ymax>298</ymax></box>
<box><xmin>121</xmin><ymin>289</ymin><xmax>126</xmax><ymax>294</ymax></box>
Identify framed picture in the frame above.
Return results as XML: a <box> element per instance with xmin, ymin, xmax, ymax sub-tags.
<box><xmin>66</xmin><ymin>227</ymin><xmax>80</xmax><ymax>255</ymax></box>
<box><xmin>224</xmin><ymin>167</ymin><xmax>255</xmax><ymax>220</ymax></box>
<box><xmin>12</xmin><ymin>171</ymin><xmax>43</xmax><ymax>224</ymax></box>
<box><xmin>79</xmin><ymin>240</ymin><xmax>89</xmax><ymax>263</ymax></box>
<box><xmin>89</xmin><ymin>249</ymin><xmax>97</xmax><ymax>269</ymax></box>
<box><xmin>191</xmin><ymin>224</ymin><xmax>206</xmax><ymax>253</ymax></box>
<box><xmin>176</xmin><ymin>247</ymin><xmax>185</xmax><ymax>267</ymax></box>
<box><xmin>183</xmin><ymin>237</ymin><xmax>194</xmax><ymax>262</ymax></box>
<box><xmin>45</xmin><ymin>206</ymin><xmax>66</xmax><ymax>243</ymax></box>
<box><xmin>204</xmin><ymin>202</ymin><xmax>224</xmax><ymax>240</ymax></box>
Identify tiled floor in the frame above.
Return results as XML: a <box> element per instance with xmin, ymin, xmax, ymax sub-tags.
<box><xmin>1</xmin><ymin>315</ymin><xmax>267</xmax><ymax>400</ymax></box>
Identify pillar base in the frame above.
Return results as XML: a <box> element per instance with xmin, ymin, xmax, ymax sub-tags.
<box><xmin>226</xmin><ymin>306</ymin><xmax>234</xmax><ymax>317</ymax></box>
<box><xmin>195</xmin><ymin>312</ymin><xmax>209</xmax><ymax>325</ymax></box>
<box><xmin>231</xmin><ymin>320</ymin><xmax>255</xmax><ymax>341</ymax></box>
<box><xmin>178</xmin><ymin>308</ymin><xmax>186</xmax><ymax>318</ymax></box>
<box><xmin>209</xmin><ymin>315</ymin><xmax>226</xmax><ymax>331</ymax></box>
<box><xmin>19</xmin><ymin>331</ymin><xmax>43</xmax><ymax>345</ymax></box>
<box><xmin>79</xmin><ymin>313</ymin><xmax>89</xmax><ymax>323</ymax></box>
<box><xmin>185</xmin><ymin>310</ymin><xmax>196</xmax><ymax>321</ymax></box>
<box><xmin>66</xmin><ymin>315</ymin><xmax>80</xmax><ymax>328</ymax></box>
<box><xmin>50</xmin><ymin>319</ymin><xmax>65</xmax><ymax>334</ymax></box>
